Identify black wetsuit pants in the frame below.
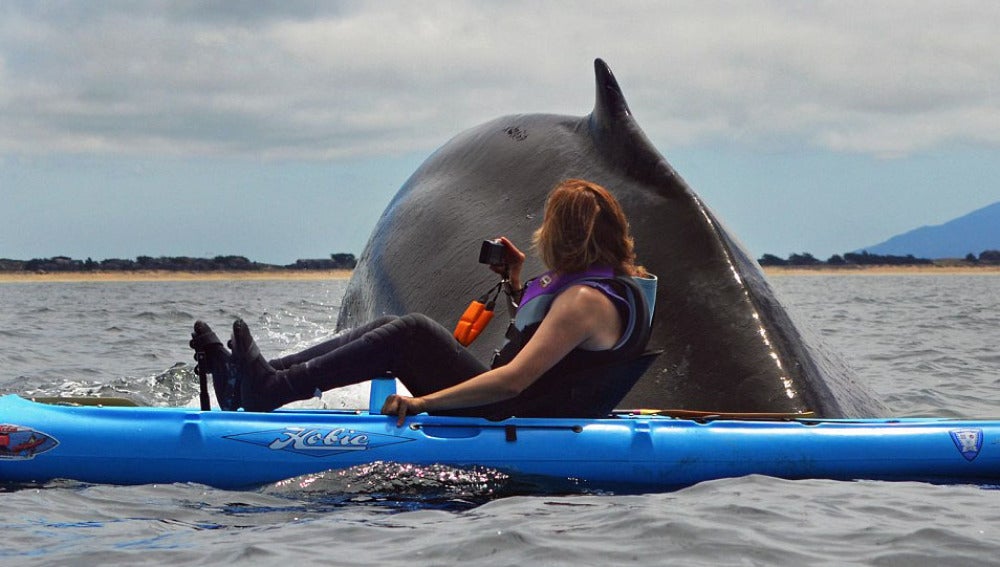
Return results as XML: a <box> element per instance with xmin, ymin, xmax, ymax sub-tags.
<box><xmin>268</xmin><ymin>314</ymin><xmax>490</xmax><ymax>401</ymax></box>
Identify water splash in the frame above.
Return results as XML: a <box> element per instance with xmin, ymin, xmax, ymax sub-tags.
<box><xmin>16</xmin><ymin>363</ymin><xmax>203</xmax><ymax>407</ymax></box>
<box><xmin>263</xmin><ymin>461</ymin><xmax>597</xmax><ymax>512</ymax></box>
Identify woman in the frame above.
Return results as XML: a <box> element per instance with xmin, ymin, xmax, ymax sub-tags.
<box><xmin>190</xmin><ymin>178</ymin><xmax>650</xmax><ymax>425</ymax></box>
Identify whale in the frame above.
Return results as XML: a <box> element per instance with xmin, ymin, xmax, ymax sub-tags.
<box><xmin>338</xmin><ymin>58</ymin><xmax>885</xmax><ymax>418</ymax></box>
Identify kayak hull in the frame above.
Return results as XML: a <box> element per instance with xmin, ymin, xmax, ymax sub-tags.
<box><xmin>1</xmin><ymin>395</ymin><xmax>998</xmax><ymax>490</ymax></box>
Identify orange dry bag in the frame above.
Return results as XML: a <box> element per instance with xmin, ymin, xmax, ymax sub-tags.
<box><xmin>453</xmin><ymin>297</ymin><xmax>495</xmax><ymax>346</ymax></box>
<box><xmin>453</xmin><ymin>281</ymin><xmax>503</xmax><ymax>346</ymax></box>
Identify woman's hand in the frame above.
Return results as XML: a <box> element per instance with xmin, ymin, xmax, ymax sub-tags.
<box><xmin>490</xmin><ymin>236</ymin><xmax>526</xmax><ymax>291</ymax></box>
<box><xmin>381</xmin><ymin>394</ymin><xmax>427</xmax><ymax>427</ymax></box>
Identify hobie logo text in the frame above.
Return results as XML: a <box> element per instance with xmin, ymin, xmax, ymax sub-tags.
<box><xmin>269</xmin><ymin>427</ymin><xmax>369</xmax><ymax>452</ymax></box>
<box><xmin>225</xmin><ymin>425</ymin><xmax>414</xmax><ymax>457</ymax></box>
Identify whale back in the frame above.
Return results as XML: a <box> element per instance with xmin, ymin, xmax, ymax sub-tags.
<box><xmin>339</xmin><ymin>59</ymin><xmax>885</xmax><ymax>417</ymax></box>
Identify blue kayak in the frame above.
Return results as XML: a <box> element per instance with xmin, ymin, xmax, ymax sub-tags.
<box><xmin>1</xmin><ymin>393</ymin><xmax>999</xmax><ymax>490</ymax></box>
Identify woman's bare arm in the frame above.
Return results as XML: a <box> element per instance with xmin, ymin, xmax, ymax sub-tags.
<box><xmin>381</xmin><ymin>285</ymin><xmax>622</xmax><ymax>425</ymax></box>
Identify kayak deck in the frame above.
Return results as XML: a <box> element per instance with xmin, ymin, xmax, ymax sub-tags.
<box><xmin>1</xmin><ymin>395</ymin><xmax>999</xmax><ymax>490</ymax></box>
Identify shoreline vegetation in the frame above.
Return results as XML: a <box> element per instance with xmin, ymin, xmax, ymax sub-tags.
<box><xmin>0</xmin><ymin>254</ymin><xmax>357</xmax><ymax>283</ymax></box>
<box><xmin>757</xmin><ymin>249</ymin><xmax>1000</xmax><ymax>276</ymax></box>
<box><xmin>0</xmin><ymin>269</ymin><xmax>354</xmax><ymax>283</ymax></box>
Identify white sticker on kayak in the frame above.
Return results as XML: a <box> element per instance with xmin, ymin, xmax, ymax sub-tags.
<box><xmin>950</xmin><ymin>429</ymin><xmax>983</xmax><ymax>462</ymax></box>
<box><xmin>0</xmin><ymin>424</ymin><xmax>59</xmax><ymax>460</ymax></box>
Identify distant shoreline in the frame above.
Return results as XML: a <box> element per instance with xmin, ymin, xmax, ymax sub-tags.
<box><xmin>3</xmin><ymin>265</ymin><xmax>1000</xmax><ymax>283</ymax></box>
<box><xmin>0</xmin><ymin>269</ymin><xmax>353</xmax><ymax>283</ymax></box>
<box><xmin>763</xmin><ymin>264</ymin><xmax>1000</xmax><ymax>276</ymax></box>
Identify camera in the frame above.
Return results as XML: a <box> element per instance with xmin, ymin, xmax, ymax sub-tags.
<box><xmin>478</xmin><ymin>239</ymin><xmax>506</xmax><ymax>265</ymax></box>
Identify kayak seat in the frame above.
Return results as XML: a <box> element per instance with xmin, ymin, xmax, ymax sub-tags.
<box><xmin>485</xmin><ymin>349</ymin><xmax>662</xmax><ymax>420</ymax></box>
<box><xmin>570</xmin><ymin>350</ymin><xmax>663</xmax><ymax>416</ymax></box>
<box><xmin>557</xmin><ymin>349</ymin><xmax>663</xmax><ymax>417</ymax></box>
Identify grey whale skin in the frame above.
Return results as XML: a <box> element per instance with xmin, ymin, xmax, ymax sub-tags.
<box><xmin>338</xmin><ymin>59</ymin><xmax>884</xmax><ymax>417</ymax></box>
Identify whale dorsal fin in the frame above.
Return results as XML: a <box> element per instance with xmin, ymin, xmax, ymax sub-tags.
<box><xmin>589</xmin><ymin>58</ymin><xmax>680</xmax><ymax>193</ymax></box>
<box><xmin>592</xmin><ymin>57</ymin><xmax>633</xmax><ymax>123</ymax></box>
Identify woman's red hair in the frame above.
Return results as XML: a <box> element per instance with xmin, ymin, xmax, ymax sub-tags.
<box><xmin>533</xmin><ymin>179</ymin><xmax>645</xmax><ymax>276</ymax></box>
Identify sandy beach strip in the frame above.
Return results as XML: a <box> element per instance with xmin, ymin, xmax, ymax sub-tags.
<box><xmin>0</xmin><ymin>269</ymin><xmax>353</xmax><ymax>283</ymax></box>
<box><xmin>3</xmin><ymin>265</ymin><xmax>1000</xmax><ymax>283</ymax></box>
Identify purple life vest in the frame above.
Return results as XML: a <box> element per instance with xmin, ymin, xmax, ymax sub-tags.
<box><xmin>478</xmin><ymin>266</ymin><xmax>652</xmax><ymax>419</ymax></box>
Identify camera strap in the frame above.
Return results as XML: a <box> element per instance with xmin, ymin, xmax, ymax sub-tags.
<box><xmin>453</xmin><ymin>278</ymin><xmax>506</xmax><ymax>346</ymax></box>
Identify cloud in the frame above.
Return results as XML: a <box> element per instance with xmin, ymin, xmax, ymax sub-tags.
<box><xmin>3</xmin><ymin>1</ymin><xmax>1000</xmax><ymax>160</ymax></box>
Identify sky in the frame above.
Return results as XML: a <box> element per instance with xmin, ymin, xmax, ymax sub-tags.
<box><xmin>2</xmin><ymin>1</ymin><xmax>1000</xmax><ymax>264</ymax></box>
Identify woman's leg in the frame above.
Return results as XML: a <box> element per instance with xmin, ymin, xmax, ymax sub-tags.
<box><xmin>234</xmin><ymin>314</ymin><xmax>488</xmax><ymax>411</ymax></box>
<box><xmin>371</xmin><ymin>313</ymin><xmax>490</xmax><ymax>396</ymax></box>
<box><xmin>191</xmin><ymin>316</ymin><xmax>401</xmax><ymax>410</ymax></box>
<box><xmin>267</xmin><ymin>316</ymin><xmax>398</xmax><ymax>370</ymax></box>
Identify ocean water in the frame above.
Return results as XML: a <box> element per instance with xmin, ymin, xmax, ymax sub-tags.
<box><xmin>1</xmin><ymin>274</ymin><xmax>1000</xmax><ymax>565</ymax></box>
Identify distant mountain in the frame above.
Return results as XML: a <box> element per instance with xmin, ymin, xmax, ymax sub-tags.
<box><xmin>859</xmin><ymin>201</ymin><xmax>1000</xmax><ymax>259</ymax></box>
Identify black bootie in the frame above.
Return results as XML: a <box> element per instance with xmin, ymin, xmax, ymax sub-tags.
<box><xmin>189</xmin><ymin>321</ymin><xmax>240</xmax><ymax>410</ymax></box>
<box><xmin>231</xmin><ymin>319</ymin><xmax>316</xmax><ymax>412</ymax></box>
